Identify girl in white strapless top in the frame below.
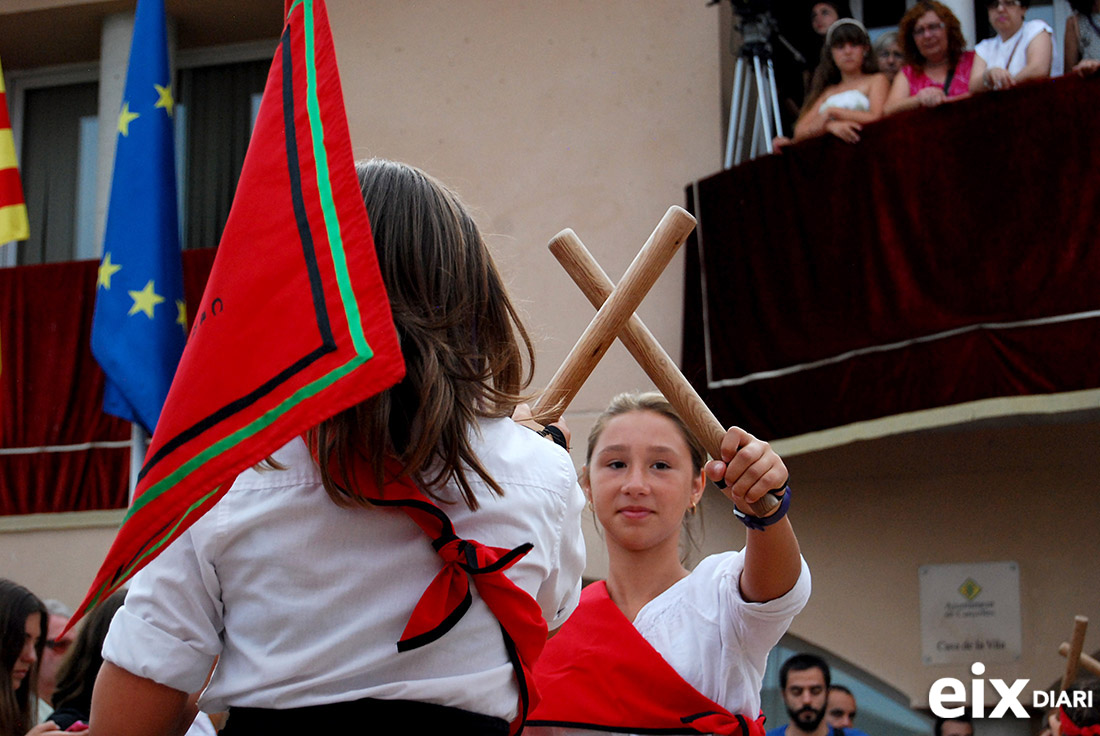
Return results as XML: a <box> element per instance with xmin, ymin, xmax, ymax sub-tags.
<box><xmin>789</xmin><ymin>19</ymin><xmax>888</xmax><ymax>144</ymax></box>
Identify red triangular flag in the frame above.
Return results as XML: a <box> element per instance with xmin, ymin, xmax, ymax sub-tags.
<box><xmin>74</xmin><ymin>0</ymin><xmax>404</xmax><ymax>620</ymax></box>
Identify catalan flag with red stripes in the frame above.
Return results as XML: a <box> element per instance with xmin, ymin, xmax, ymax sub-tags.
<box><xmin>0</xmin><ymin>54</ymin><xmax>29</xmax><ymax>244</ymax></box>
<box><xmin>73</xmin><ymin>0</ymin><xmax>405</xmax><ymax>622</ymax></box>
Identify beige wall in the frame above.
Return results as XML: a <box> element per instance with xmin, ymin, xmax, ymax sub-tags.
<box><xmin>3</xmin><ymin>1</ymin><xmax>1099</xmax><ymax>723</ymax></box>
<box><xmin>328</xmin><ymin>0</ymin><xmax>722</xmax><ymax>413</ymax></box>
<box><xmin>782</xmin><ymin>419</ymin><xmax>1100</xmax><ymax>709</ymax></box>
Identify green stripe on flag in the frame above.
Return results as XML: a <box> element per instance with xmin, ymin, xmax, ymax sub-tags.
<box><xmin>119</xmin><ymin>483</ymin><xmax>225</xmax><ymax>578</ymax></box>
<box><xmin>302</xmin><ymin>0</ymin><xmax>371</xmax><ymax>357</ymax></box>
<box><xmin>126</xmin><ymin>351</ymin><xmax>368</xmax><ymax>519</ymax></box>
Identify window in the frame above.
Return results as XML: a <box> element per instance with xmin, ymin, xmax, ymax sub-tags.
<box><xmin>9</xmin><ymin>54</ymin><xmax>269</xmax><ymax>266</ymax></box>
<box><xmin>176</xmin><ymin>58</ymin><xmax>268</xmax><ymax>251</ymax></box>
<box><xmin>17</xmin><ymin>81</ymin><xmax>99</xmax><ymax>265</ymax></box>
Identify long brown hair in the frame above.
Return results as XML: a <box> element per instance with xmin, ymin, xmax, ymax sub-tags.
<box><xmin>899</xmin><ymin>1</ymin><xmax>967</xmax><ymax>73</ymax></box>
<box><xmin>307</xmin><ymin>159</ymin><xmax>535</xmax><ymax>510</ymax></box>
<box><xmin>49</xmin><ymin>591</ymin><xmax>127</xmax><ymax>721</ymax></box>
<box><xmin>0</xmin><ymin>580</ymin><xmax>47</xmax><ymax>736</ymax></box>
<box><xmin>802</xmin><ymin>20</ymin><xmax>879</xmax><ymax>116</ymax></box>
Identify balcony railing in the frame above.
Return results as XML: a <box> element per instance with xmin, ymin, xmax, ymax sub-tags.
<box><xmin>682</xmin><ymin>74</ymin><xmax>1100</xmax><ymax>444</ymax></box>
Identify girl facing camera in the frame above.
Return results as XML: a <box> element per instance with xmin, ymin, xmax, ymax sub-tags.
<box><xmin>791</xmin><ymin>19</ymin><xmax>889</xmax><ymax>144</ymax></box>
<box><xmin>528</xmin><ymin>392</ymin><xmax>809</xmax><ymax>734</ymax></box>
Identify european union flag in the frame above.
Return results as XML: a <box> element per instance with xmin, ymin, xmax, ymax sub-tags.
<box><xmin>91</xmin><ymin>0</ymin><xmax>185</xmax><ymax>435</ymax></box>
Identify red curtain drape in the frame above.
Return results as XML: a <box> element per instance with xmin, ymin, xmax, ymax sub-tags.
<box><xmin>0</xmin><ymin>248</ymin><xmax>216</xmax><ymax>515</ymax></box>
<box><xmin>682</xmin><ymin>75</ymin><xmax>1100</xmax><ymax>440</ymax></box>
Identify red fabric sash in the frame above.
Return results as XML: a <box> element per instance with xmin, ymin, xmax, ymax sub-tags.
<box><xmin>318</xmin><ymin>449</ymin><xmax>547</xmax><ymax>734</ymax></box>
<box><xmin>1060</xmin><ymin>707</ymin><xmax>1100</xmax><ymax>736</ymax></box>
<box><xmin>528</xmin><ymin>581</ymin><xmax>766</xmax><ymax>735</ymax></box>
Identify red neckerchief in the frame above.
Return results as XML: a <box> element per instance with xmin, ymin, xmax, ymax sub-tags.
<box><xmin>316</xmin><ymin>446</ymin><xmax>547</xmax><ymax>735</ymax></box>
<box><xmin>528</xmin><ymin>581</ymin><xmax>766</xmax><ymax>735</ymax></box>
<box><xmin>1060</xmin><ymin>707</ymin><xmax>1100</xmax><ymax>736</ymax></box>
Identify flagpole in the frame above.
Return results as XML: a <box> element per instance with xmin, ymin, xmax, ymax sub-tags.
<box><xmin>129</xmin><ymin>423</ymin><xmax>147</xmax><ymax>505</ymax></box>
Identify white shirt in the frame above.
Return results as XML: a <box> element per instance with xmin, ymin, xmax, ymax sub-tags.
<box><xmin>103</xmin><ymin>417</ymin><xmax>586</xmax><ymax>720</ymax></box>
<box><xmin>635</xmin><ymin>551</ymin><xmax>810</xmax><ymax>719</ymax></box>
<box><xmin>533</xmin><ymin>550</ymin><xmax>811</xmax><ymax>736</ymax></box>
<box><xmin>975</xmin><ymin>19</ymin><xmax>1053</xmax><ymax>77</ymax></box>
<box><xmin>819</xmin><ymin>89</ymin><xmax>870</xmax><ymax>114</ymax></box>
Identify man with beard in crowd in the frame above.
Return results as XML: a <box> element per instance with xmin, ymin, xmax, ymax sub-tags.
<box><xmin>767</xmin><ymin>654</ymin><xmax>870</xmax><ymax>736</ymax></box>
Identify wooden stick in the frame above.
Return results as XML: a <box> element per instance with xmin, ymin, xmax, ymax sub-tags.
<box><xmin>1062</xmin><ymin>616</ymin><xmax>1090</xmax><ymax>689</ymax></box>
<box><xmin>1060</xmin><ymin>640</ymin><xmax>1100</xmax><ymax>679</ymax></box>
<box><xmin>549</xmin><ymin>228</ymin><xmax>780</xmax><ymax>517</ymax></box>
<box><xmin>531</xmin><ymin>205</ymin><xmax>696</xmax><ymax>423</ymax></box>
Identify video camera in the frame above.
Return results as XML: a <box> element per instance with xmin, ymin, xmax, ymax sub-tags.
<box><xmin>708</xmin><ymin>0</ymin><xmax>782</xmax><ymax>57</ymax></box>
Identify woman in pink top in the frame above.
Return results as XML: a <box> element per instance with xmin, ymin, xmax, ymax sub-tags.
<box><xmin>885</xmin><ymin>1</ymin><xmax>974</xmax><ymax>115</ymax></box>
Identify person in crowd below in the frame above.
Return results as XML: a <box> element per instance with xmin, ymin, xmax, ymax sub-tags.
<box><xmin>1039</xmin><ymin>708</ymin><xmax>1058</xmax><ymax>736</ymax></box>
<box><xmin>790</xmin><ymin>19</ymin><xmax>889</xmax><ymax>144</ymax></box>
<box><xmin>0</xmin><ymin>580</ymin><xmax>59</xmax><ymax>736</ymax></box>
<box><xmin>34</xmin><ymin>602</ymin><xmax>74</xmax><ymax>724</ymax></box>
<box><xmin>1065</xmin><ymin>0</ymin><xmax>1100</xmax><ymax>75</ymax></box>
<box><xmin>1051</xmin><ymin>677</ymin><xmax>1100</xmax><ymax>736</ymax></box>
<box><xmin>824</xmin><ymin>685</ymin><xmax>867</xmax><ymax>734</ymax></box>
<box><xmin>934</xmin><ymin>714</ymin><xmax>973</xmax><ymax>736</ymax></box>
<box><xmin>873</xmin><ymin>31</ymin><xmax>904</xmax><ymax>84</ymax></box>
<box><xmin>43</xmin><ymin>592</ymin><xmax>125</xmax><ymax>731</ymax></box>
<box><xmin>767</xmin><ymin>654</ymin><xmax>862</xmax><ymax>736</ymax></box>
<box><xmin>88</xmin><ymin>159</ymin><xmax>586</xmax><ymax>735</ymax></box>
<box><xmin>969</xmin><ymin>0</ymin><xmax>1053</xmax><ymax>92</ymax></box>
<box><xmin>527</xmin><ymin>392</ymin><xmax>808</xmax><ymax>735</ymax></box>
<box><xmin>885</xmin><ymin>2</ymin><xmax>975</xmax><ymax>115</ymax></box>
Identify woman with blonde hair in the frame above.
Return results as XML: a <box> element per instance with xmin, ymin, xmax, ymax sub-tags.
<box><xmin>528</xmin><ymin>393</ymin><xmax>809</xmax><ymax>735</ymax></box>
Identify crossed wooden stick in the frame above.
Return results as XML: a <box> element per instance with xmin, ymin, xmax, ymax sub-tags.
<box><xmin>1060</xmin><ymin>615</ymin><xmax>1099</xmax><ymax>687</ymax></box>
<box><xmin>535</xmin><ymin>208</ymin><xmax>1089</xmax><ymax>659</ymax></box>
<box><xmin>531</xmin><ymin>206</ymin><xmax>779</xmax><ymax>517</ymax></box>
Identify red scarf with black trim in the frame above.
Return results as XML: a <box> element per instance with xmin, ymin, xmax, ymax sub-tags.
<box><xmin>528</xmin><ymin>581</ymin><xmax>766</xmax><ymax>735</ymax></box>
<box><xmin>317</xmin><ymin>447</ymin><xmax>547</xmax><ymax>735</ymax></box>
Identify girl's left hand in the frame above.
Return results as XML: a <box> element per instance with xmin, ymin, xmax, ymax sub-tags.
<box><xmin>512</xmin><ymin>403</ymin><xmax>571</xmax><ymax>450</ymax></box>
<box><xmin>825</xmin><ymin>119</ymin><xmax>862</xmax><ymax>143</ymax></box>
<box><xmin>25</xmin><ymin>723</ymin><xmax>69</xmax><ymax>736</ymax></box>
<box><xmin>704</xmin><ymin>427</ymin><xmax>787</xmax><ymax>512</ymax></box>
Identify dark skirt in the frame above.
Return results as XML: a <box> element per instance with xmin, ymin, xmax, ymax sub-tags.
<box><xmin>221</xmin><ymin>696</ymin><xmax>509</xmax><ymax>735</ymax></box>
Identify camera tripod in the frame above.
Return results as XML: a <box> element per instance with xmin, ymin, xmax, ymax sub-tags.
<box><xmin>723</xmin><ymin>8</ymin><xmax>801</xmax><ymax>167</ymax></box>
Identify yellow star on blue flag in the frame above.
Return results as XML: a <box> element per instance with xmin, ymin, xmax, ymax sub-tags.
<box><xmin>90</xmin><ymin>0</ymin><xmax>185</xmax><ymax>435</ymax></box>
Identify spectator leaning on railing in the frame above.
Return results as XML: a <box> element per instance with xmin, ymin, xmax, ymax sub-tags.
<box><xmin>1065</xmin><ymin>0</ymin><xmax>1100</xmax><ymax>75</ymax></box>
<box><xmin>790</xmin><ymin>19</ymin><xmax>888</xmax><ymax>145</ymax></box>
<box><xmin>885</xmin><ymin>1</ymin><xmax>974</xmax><ymax>115</ymax></box>
<box><xmin>969</xmin><ymin>0</ymin><xmax>1053</xmax><ymax>93</ymax></box>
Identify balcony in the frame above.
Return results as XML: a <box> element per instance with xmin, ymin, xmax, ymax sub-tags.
<box><xmin>682</xmin><ymin>74</ymin><xmax>1100</xmax><ymax>448</ymax></box>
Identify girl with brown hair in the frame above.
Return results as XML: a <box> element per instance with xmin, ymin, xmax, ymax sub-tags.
<box><xmin>0</xmin><ymin>580</ymin><xmax>52</xmax><ymax>736</ymax></box>
<box><xmin>793</xmin><ymin>19</ymin><xmax>889</xmax><ymax>144</ymax></box>
<box><xmin>90</xmin><ymin>159</ymin><xmax>585</xmax><ymax>736</ymax></box>
<box><xmin>528</xmin><ymin>393</ymin><xmax>808</xmax><ymax>735</ymax></box>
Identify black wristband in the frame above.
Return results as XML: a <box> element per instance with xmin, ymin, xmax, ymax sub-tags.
<box><xmin>537</xmin><ymin>425</ymin><xmax>569</xmax><ymax>451</ymax></box>
<box><xmin>733</xmin><ymin>485</ymin><xmax>792</xmax><ymax>531</ymax></box>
